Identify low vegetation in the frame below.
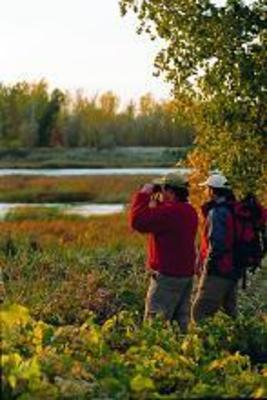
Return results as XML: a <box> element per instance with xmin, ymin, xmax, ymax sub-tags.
<box><xmin>0</xmin><ymin>174</ymin><xmax>157</xmax><ymax>203</ymax></box>
<box><xmin>0</xmin><ymin>147</ymin><xmax>189</xmax><ymax>169</ymax></box>
<box><xmin>1</xmin><ymin>212</ymin><xmax>267</xmax><ymax>399</ymax></box>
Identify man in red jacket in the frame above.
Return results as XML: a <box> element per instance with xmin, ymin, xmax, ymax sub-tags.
<box><xmin>129</xmin><ymin>173</ymin><xmax>198</xmax><ymax>332</ymax></box>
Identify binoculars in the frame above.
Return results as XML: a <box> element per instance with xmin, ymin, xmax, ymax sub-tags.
<box><xmin>152</xmin><ymin>184</ymin><xmax>162</xmax><ymax>194</ymax></box>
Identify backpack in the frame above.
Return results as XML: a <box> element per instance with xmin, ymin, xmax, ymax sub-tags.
<box><xmin>232</xmin><ymin>195</ymin><xmax>266</xmax><ymax>289</ymax></box>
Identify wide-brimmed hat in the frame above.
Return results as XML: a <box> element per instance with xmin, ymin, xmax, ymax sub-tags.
<box><xmin>199</xmin><ymin>173</ymin><xmax>229</xmax><ymax>189</ymax></box>
<box><xmin>153</xmin><ymin>172</ymin><xmax>188</xmax><ymax>188</ymax></box>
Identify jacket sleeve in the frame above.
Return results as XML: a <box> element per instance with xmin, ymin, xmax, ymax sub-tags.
<box><xmin>207</xmin><ymin>207</ymin><xmax>232</xmax><ymax>260</ymax></box>
<box><xmin>129</xmin><ymin>192</ymin><xmax>174</xmax><ymax>234</ymax></box>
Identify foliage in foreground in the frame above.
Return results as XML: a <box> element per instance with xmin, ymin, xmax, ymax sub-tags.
<box><xmin>1</xmin><ymin>214</ymin><xmax>267</xmax><ymax>398</ymax></box>
<box><xmin>1</xmin><ymin>304</ymin><xmax>267</xmax><ymax>400</ymax></box>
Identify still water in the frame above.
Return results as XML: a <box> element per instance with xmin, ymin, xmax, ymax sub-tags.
<box><xmin>0</xmin><ymin>167</ymin><xmax>190</xmax><ymax>217</ymax></box>
<box><xmin>0</xmin><ymin>203</ymin><xmax>124</xmax><ymax>219</ymax></box>
<box><xmin>0</xmin><ymin>167</ymin><xmax>189</xmax><ymax>176</ymax></box>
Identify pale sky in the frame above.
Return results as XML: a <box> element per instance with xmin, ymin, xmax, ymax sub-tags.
<box><xmin>1</xmin><ymin>0</ymin><xmax>226</xmax><ymax>105</ymax></box>
<box><xmin>0</xmin><ymin>0</ymin><xmax>172</xmax><ymax>105</ymax></box>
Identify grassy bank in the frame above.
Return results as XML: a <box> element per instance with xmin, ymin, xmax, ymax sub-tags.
<box><xmin>0</xmin><ymin>146</ymin><xmax>189</xmax><ymax>168</ymax></box>
<box><xmin>0</xmin><ymin>175</ymin><xmax>155</xmax><ymax>203</ymax></box>
<box><xmin>1</xmin><ymin>213</ymin><xmax>267</xmax><ymax>399</ymax></box>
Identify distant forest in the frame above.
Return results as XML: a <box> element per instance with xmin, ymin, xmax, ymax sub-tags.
<box><xmin>0</xmin><ymin>80</ymin><xmax>195</xmax><ymax>149</ymax></box>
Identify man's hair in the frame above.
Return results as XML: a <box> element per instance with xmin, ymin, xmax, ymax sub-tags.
<box><xmin>164</xmin><ymin>184</ymin><xmax>189</xmax><ymax>202</ymax></box>
<box><xmin>210</xmin><ymin>187</ymin><xmax>230</xmax><ymax>198</ymax></box>
<box><xmin>225</xmin><ymin>189</ymin><xmax>236</xmax><ymax>202</ymax></box>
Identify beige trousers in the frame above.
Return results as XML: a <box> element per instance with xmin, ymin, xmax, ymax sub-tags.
<box><xmin>144</xmin><ymin>273</ymin><xmax>193</xmax><ymax>332</ymax></box>
<box><xmin>192</xmin><ymin>274</ymin><xmax>238</xmax><ymax>323</ymax></box>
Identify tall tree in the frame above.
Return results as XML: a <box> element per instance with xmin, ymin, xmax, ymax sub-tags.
<box><xmin>0</xmin><ymin>81</ymin><xmax>195</xmax><ymax>149</ymax></box>
<box><xmin>37</xmin><ymin>89</ymin><xmax>65</xmax><ymax>147</ymax></box>
<box><xmin>120</xmin><ymin>0</ymin><xmax>267</xmax><ymax>197</ymax></box>
<box><xmin>99</xmin><ymin>91</ymin><xmax>119</xmax><ymax>116</ymax></box>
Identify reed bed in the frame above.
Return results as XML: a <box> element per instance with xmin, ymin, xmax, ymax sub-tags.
<box><xmin>0</xmin><ymin>212</ymin><xmax>144</xmax><ymax>250</ymax></box>
<box><xmin>0</xmin><ymin>175</ymin><xmax>155</xmax><ymax>203</ymax></box>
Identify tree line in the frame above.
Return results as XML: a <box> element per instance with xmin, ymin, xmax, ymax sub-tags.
<box><xmin>0</xmin><ymin>81</ymin><xmax>195</xmax><ymax>149</ymax></box>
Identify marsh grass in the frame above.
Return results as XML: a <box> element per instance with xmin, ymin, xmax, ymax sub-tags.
<box><xmin>0</xmin><ymin>175</ymin><xmax>155</xmax><ymax>203</ymax></box>
<box><xmin>0</xmin><ymin>212</ymin><xmax>143</xmax><ymax>249</ymax></box>
<box><xmin>4</xmin><ymin>206</ymin><xmax>64</xmax><ymax>221</ymax></box>
<box><xmin>1</xmin><ymin>212</ymin><xmax>267</xmax><ymax>399</ymax></box>
<box><xmin>0</xmin><ymin>146</ymin><xmax>189</xmax><ymax>168</ymax></box>
<box><xmin>1</xmin><ymin>212</ymin><xmax>266</xmax><ymax>323</ymax></box>
<box><xmin>0</xmin><ymin>213</ymin><xmax>146</xmax><ymax>324</ymax></box>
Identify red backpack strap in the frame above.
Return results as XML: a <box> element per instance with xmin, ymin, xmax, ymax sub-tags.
<box><xmin>233</xmin><ymin>196</ymin><xmax>265</xmax><ymax>289</ymax></box>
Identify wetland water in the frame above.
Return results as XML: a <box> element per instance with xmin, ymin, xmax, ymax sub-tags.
<box><xmin>0</xmin><ymin>167</ymin><xmax>189</xmax><ymax>217</ymax></box>
<box><xmin>0</xmin><ymin>203</ymin><xmax>124</xmax><ymax>219</ymax></box>
<box><xmin>0</xmin><ymin>167</ymin><xmax>188</xmax><ymax>176</ymax></box>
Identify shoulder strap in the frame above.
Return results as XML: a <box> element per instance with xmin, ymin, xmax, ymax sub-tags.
<box><xmin>223</xmin><ymin>202</ymin><xmax>248</xmax><ymax>289</ymax></box>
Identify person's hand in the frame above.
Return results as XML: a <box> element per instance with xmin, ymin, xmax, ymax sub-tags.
<box><xmin>140</xmin><ymin>183</ymin><xmax>154</xmax><ymax>194</ymax></box>
<box><xmin>149</xmin><ymin>199</ymin><xmax>158</xmax><ymax>208</ymax></box>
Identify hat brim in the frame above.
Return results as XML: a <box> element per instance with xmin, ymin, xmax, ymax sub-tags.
<box><xmin>153</xmin><ymin>174</ymin><xmax>188</xmax><ymax>188</ymax></box>
<box><xmin>198</xmin><ymin>180</ymin><xmax>208</xmax><ymax>187</ymax></box>
<box><xmin>152</xmin><ymin>177</ymin><xmax>165</xmax><ymax>185</ymax></box>
<box><xmin>163</xmin><ymin>181</ymin><xmax>188</xmax><ymax>188</ymax></box>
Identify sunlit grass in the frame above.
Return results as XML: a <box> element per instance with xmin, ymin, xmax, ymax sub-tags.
<box><xmin>0</xmin><ymin>175</ymin><xmax>155</xmax><ymax>203</ymax></box>
<box><xmin>0</xmin><ymin>212</ymin><xmax>147</xmax><ymax>325</ymax></box>
<box><xmin>0</xmin><ymin>212</ymin><xmax>144</xmax><ymax>250</ymax></box>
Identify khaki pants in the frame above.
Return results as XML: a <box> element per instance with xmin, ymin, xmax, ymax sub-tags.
<box><xmin>144</xmin><ymin>273</ymin><xmax>193</xmax><ymax>332</ymax></box>
<box><xmin>192</xmin><ymin>274</ymin><xmax>238</xmax><ymax>323</ymax></box>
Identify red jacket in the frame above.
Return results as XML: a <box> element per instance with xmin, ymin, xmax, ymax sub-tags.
<box><xmin>129</xmin><ymin>192</ymin><xmax>198</xmax><ymax>277</ymax></box>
